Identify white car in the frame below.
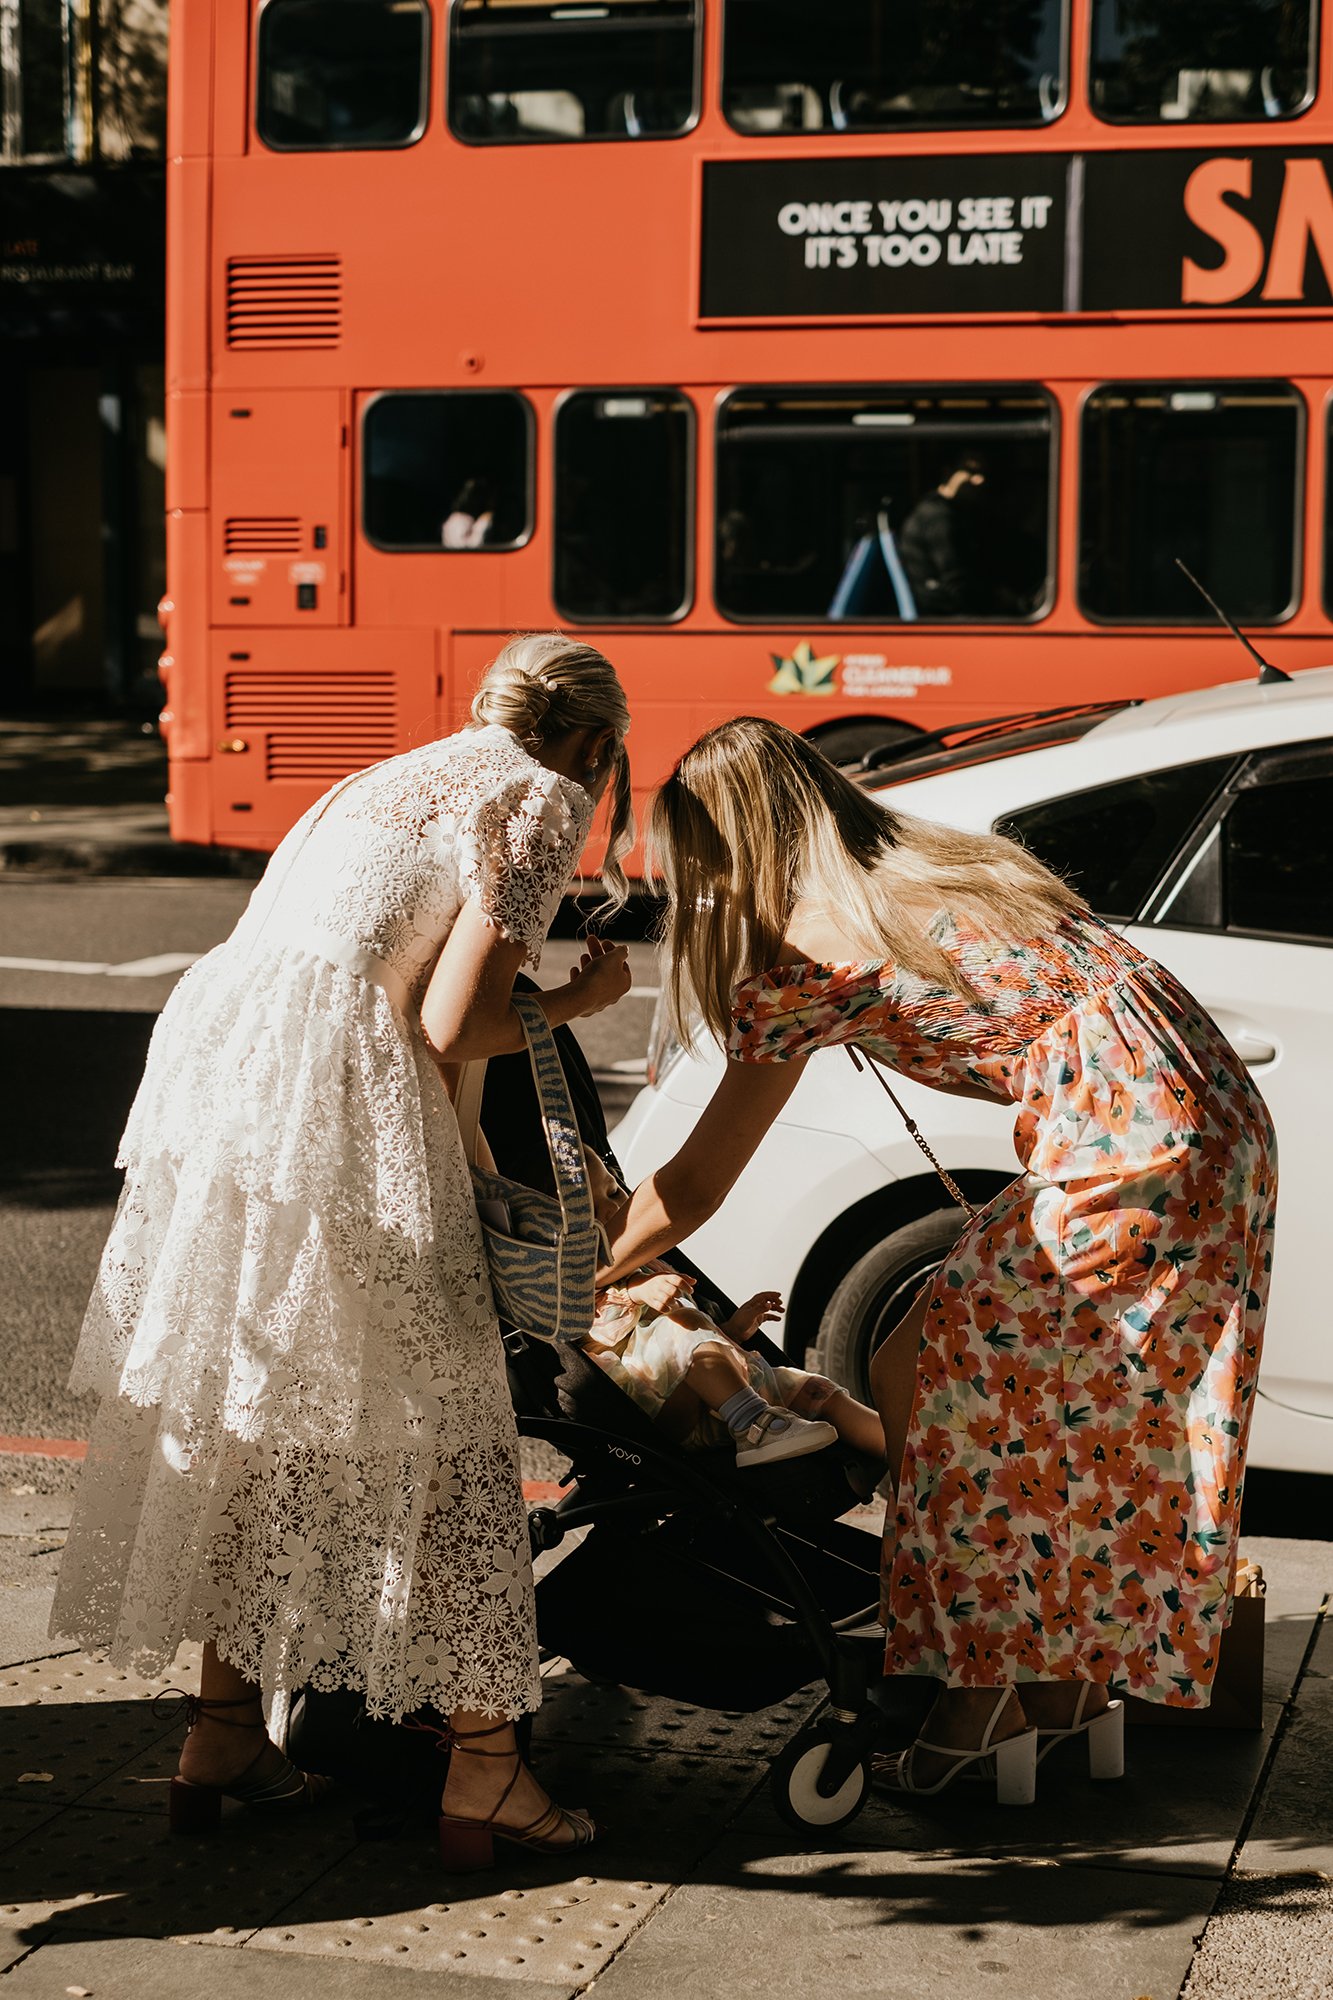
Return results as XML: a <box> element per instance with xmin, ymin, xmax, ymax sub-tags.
<box><xmin>613</xmin><ymin>668</ymin><xmax>1333</xmax><ymax>1476</ymax></box>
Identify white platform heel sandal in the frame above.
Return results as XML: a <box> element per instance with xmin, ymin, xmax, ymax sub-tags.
<box><xmin>1035</xmin><ymin>1685</ymin><xmax>1125</xmax><ymax>1780</ymax></box>
<box><xmin>875</xmin><ymin>1689</ymin><xmax>1039</xmax><ymax>1806</ymax></box>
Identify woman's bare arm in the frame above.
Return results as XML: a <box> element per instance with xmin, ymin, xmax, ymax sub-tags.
<box><xmin>420</xmin><ymin>901</ymin><xmax>629</xmax><ymax>1063</ymax></box>
<box><xmin>596</xmin><ymin>1056</ymin><xmax>809</xmax><ymax>1285</ymax></box>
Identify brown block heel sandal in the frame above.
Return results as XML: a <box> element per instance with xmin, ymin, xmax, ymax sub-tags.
<box><xmin>436</xmin><ymin>1719</ymin><xmax>596</xmax><ymax>1873</ymax></box>
<box><xmin>162</xmin><ymin>1692</ymin><xmax>332</xmax><ymax>1833</ymax></box>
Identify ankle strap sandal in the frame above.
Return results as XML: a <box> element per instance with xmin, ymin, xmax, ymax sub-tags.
<box><xmin>437</xmin><ymin>1719</ymin><xmax>596</xmax><ymax>1873</ymax></box>
<box><xmin>160</xmin><ymin>1689</ymin><xmax>333</xmax><ymax>1834</ymax></box>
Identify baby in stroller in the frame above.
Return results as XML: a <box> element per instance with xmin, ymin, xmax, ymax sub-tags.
<box><xmin>582</xmin><ymin>1149</ymin><xmax>885</xmax><ymax>1469</ymax></box>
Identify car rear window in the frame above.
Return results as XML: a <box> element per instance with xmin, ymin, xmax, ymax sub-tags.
<box><xmin>997</xmin><ymin>758</ymin><xmax>1236</xmax><ymax>920</ymax></box>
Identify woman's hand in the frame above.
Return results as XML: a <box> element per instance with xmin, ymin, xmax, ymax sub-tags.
<box><xmin>421</xmin><ymin>907</ymin><xmax>629</xmax><ymax>1063</ymax></box>
<box><xmin>563</xmin><ymin>934</ymin><xmax>631</xmax><ymax>1019</ymax></box>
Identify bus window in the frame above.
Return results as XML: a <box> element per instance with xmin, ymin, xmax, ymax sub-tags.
<box><xmin>554</xmin><ymin>392</ymin><xmax>693</xmax><ymax>620</ymax></box>
<box><xmin>362</xmin><ymin>392</ymin><xmax>533</xmax><ymax>551</ymax></box>
<box><xmin>1089</xmin><ymin>0</ymin><xmax>1314</xmax><ymax>123</ymax></box>
<box><xmin>257</xmin><ymin>0</ymin><xmax>430</xmax><ymax>150</ymax></box>
<box><xmin>1079</xmin><ymin>384</ymin><xmax>1301</xmax><ymax>623</ymax></box>
<box><xmin>721</xmin><ymin>0</ymin><xmax>1066</xmax><ymax>134</ymax></box>
<box><xmin>714</xmin><ymin>389</ymin><xmax>1053</xmax><ymax>624</ymax></box>
<box><xmin>449</xmin><ymin>0</ymin><xmax>698</xmax><ymax>144</ymax></box>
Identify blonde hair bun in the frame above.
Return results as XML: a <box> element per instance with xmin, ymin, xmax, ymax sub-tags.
<box><xmin>469</xmin><ymin>631</ymin><xmax>635</xmax><ymax>913</ymax></box>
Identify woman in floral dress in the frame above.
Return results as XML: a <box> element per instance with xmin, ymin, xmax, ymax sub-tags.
<box><xmin>598</xmin><ymin>716</ymin><xmax>1276</xmax><ymax>1798</ymax></box>
<box><xmin>51</xmin><ymin>633</ymin><xmax>633</xmax><ymax>1857</ymax></box>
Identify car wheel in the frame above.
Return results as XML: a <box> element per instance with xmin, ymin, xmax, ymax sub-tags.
<box><xmin>807</xmin><ymin>719</ymin><xmax>920</xmax><ymax>769</ymax></box>
<box><xmin>818</xmin><ymin>1207</ymin><xmax>965</xmax><ymax>1403</ymax></box>
<box><xmin>770</xmin><ymin>1723</ymin><xmax>871</xmax><ymax>1833</ymax></box>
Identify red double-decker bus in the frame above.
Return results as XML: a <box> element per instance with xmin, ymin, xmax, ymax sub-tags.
<box><xmin>161</xmin><ymin>0</ymin><xmax>1333</xmax><ymax>861</ymax></box>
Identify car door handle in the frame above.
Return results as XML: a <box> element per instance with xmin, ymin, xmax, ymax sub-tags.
<box><xmin>1207</xmin><ymin>1009</ymin><xmax>1277</xmax><ymax>1068</ymax></box>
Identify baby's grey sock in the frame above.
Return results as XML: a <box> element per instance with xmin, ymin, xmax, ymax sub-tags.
<box><xmin>718</xmin><ymin>1387</ymin><xmax>790</xmax><ymax>1438</ymax></box>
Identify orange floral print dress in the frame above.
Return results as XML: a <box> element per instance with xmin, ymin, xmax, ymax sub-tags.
<box><xmin>729</xmin><ymin>912</ymin><xmax>1277</xmax><ymax>1706</ymax></box>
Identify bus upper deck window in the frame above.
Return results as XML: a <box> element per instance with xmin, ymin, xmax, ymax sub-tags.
<box><xmin>1079</xmin><ymin>384</ymin><xmax>1301</xmax><ymax>623</ymax></box>
<box><xmin>714</xmin><ymin>389</ymin><xmax>1054</xmax><ymax>625</ymax></box>
<box><xmin>449</xmin><ymin>0</ymin><xmax>698</xmax><ymax>143</ymax></box>
<box><xmin>257</xmin><ymin>0</ymin><xmax>429</xmax><ymax>150</ymax></box>
<box><xmin>721</xmin><ymin>0</ymin><xmax>1066</xmax><ymax>135</ymax></box>
<box><xmin>1089</xmin><ymin>0</ymin><xmax>1314</xmax><ymax>123</ymax></box>
<box><xmin>554</xmin><ymin>392</ymin><xmax>693</xmax><ymax>620</ymax></box>
<box><xmin>362</xmin><ymin>392</ymin><xmax>534</xmax><ymax>551</ymax></box>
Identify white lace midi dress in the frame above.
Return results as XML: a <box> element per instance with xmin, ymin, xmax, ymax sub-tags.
<box><xmin>49</xmin><ymin>723</ymin><xmax>593</xmax><ymax>1721</ymax></box>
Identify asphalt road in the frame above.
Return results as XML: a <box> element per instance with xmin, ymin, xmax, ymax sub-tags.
<box><xmin>0</xmin><ymin>877</ymin><xmax>660</xmax><ymax>1479</ymax></box>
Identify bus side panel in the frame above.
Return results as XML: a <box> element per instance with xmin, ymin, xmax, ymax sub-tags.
<box><xmin>167</xmin><ymin>0</ymin><xmax>214</xmax><ymax>162</ymax></box>
<box><xmin>162</xmin><ymin>508</ymin><xmax>213</xmax><ymax>787</ymax></box>
<box><xmin>166</xmin><ymin>392</ymin><xmax>208</xmax><ymax>513</ymax></box>
<box><xmin>210</xmin><ymin>391</ymin><xmax>347</xmax><ymax>628</ymax></box>
<box><xmin>166</xmin><ymin>158</ymin><xmax>210</xmax><ymax>395</ymax></box>
<box><xmin>207</xmin><ymin>625</ymin><xmax>437</xmax><ymax>848</ymax></box>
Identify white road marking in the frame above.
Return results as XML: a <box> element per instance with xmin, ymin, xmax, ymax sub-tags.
<box><xmin>105</xmin><ymin>953</ymin><xmax>201</xmax><ymax>977</ymax></box>
<box><xmin>0</xmin><ymin>952</ymin><xmax>199</xmax><ymax>978</ymax></box>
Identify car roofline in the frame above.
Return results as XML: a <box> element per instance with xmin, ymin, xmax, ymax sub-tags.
<box><xmin>853</xmin><ymin>700</ymin><xmax>1135</xmax><ymax>779</ymax></box>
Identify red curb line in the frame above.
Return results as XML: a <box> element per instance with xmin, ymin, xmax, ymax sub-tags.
<box><xmin>0</xmin><ymin>1436</ymin><xmax>87</xmax><ymax>1461</ymax></box>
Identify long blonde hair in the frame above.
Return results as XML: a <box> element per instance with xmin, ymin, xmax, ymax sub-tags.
<box><xmin>651</xmin><ymin>716</ymin><xmax>1085</xmax><ymax>1042</ymax></box>
<box><xmin>471</xmin><ymin>631</ymin><xmax>634</xmax><ymax>912</ymax></box>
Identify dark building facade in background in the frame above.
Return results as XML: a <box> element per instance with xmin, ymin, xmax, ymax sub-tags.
<box><xmin>1</xmin><ymin>0</ymin><xmax>168</xmax><ymax>708</ymax></box>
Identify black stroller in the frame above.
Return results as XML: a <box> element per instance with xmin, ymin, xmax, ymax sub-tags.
<box><xmin>484</xmin><ymin>985</ymin><xmax>894</xmax><ymax>1835</ymax></box>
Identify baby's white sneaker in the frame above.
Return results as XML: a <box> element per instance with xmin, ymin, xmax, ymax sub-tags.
<box><xmin>734</xmin><ymin>1408</ymin><xmax>838</xmax><ymax>1468</ymax></box>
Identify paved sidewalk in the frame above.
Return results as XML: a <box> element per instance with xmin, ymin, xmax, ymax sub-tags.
<box><xmin>2</xmin><ymin>1489</ymin><xmax>1329</xmax><ymax>2000</ymax></box>
<box><xmin>0</xmin><ymin>714</ymin><xmax>256</xmax><ymax>876</ymax></box>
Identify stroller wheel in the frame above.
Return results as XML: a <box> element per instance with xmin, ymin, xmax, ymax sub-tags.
<box><xmin>771</xmin><ymin>1723</ymin><xmax>871</xmax><ymax>1833</ymax></box>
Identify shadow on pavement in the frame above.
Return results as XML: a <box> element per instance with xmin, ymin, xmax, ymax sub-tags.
<box><xmin>0</xmin><ymin>1692</ymin><xmax>1319</xmax><ymax>1965</ymax></box>
<box><xmin>1</xmin><ymin>1009</ymin><xmax>150</xmax><ymax>1209</ymax></box>
<box><xmin>0</xmin><ymin>717</ymin><xmax>166</xmax><ymax>813</ymax></box>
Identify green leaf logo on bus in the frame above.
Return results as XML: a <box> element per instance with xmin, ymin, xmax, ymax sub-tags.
<box><xmin>769</xmin><ymin>639</ymin><xmax>840</xmax><ymax>697</ymax></box>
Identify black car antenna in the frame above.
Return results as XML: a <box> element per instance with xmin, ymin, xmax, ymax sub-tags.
<box><xmin>1173</xmin><ymin>557</ymin><xmax>1291</xmax><ymax>684</ymax></box>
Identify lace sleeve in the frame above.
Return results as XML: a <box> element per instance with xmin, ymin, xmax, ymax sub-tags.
<box><xmin>457</xmin><ymin>770</ymin><xmax>590</xmax><ymax>969</ymax></box>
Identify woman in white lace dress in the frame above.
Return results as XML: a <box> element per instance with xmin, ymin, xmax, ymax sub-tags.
<box><xmin>50</xmin><ymin>634</ymin><xmax>633</xmax><ymax>1860</ymax></box>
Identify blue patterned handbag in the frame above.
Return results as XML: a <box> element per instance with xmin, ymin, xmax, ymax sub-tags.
<box><xmin>454</xmin><ymin>990</ymin><xmax>601</xmax><ymax>1343</ymax></box>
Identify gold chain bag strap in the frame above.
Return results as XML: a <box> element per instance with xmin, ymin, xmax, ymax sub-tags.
<box><xmin>845</xmin><ymin>1045</ymin><xmax>980</xmax><ymax>1223</ymax></box>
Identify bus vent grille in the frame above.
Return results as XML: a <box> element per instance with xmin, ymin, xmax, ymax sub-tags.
<box><xmin>226</xmin><ymin>256</ymin><xmax>342</xmax><ymax>348</ymax></box>
<box><xmin>224</xmin><ymin>517</ymin><xmax>303</xmax><ymax>554</ymax></box>
<box><xmin>224</xmin><ymin>672</ymin><xmax>397</xmax><ymax>782</ymax></box>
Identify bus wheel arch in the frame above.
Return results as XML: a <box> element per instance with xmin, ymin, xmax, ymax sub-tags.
<box><xmin>802</xmin><ymin>714</ymin><xmax>923</xmax><ymax>769</ymax></box>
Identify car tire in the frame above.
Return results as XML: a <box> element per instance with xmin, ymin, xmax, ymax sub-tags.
<box><xmin>817</xmin><ymin>1207</ymin><xmax>966</xmax><ymax>1403</ymax></box>
<box><xmin>807</xmin><ymin>719</ymin><xmax>920</xmax><ymax>769</ymax></box>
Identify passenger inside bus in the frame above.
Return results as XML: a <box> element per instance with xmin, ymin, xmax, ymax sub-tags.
<box><xmin>363</xmin><ymin>391</ymin><xmax>531</xmax><ymax>552</ymax></box>
<box><xmin>715</xmin><ymin>390</ymin><xmax>1051</xmax><ymax>625</ymax></box>
<box><xmin>442</xmin><ymin>478</ymin><xmax>496</xmax><ymax>551</ymax></box>
<box><xmin>896</xmin><ymin>452</ymin><xmax>988</xmax><ymax>616</ymax></box>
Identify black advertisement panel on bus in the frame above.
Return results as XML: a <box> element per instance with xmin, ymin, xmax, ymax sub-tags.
<box><xmin>699</xmin><ymin>149</ymin><xmax>1333</xmax><ymax>318</ymax></box>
